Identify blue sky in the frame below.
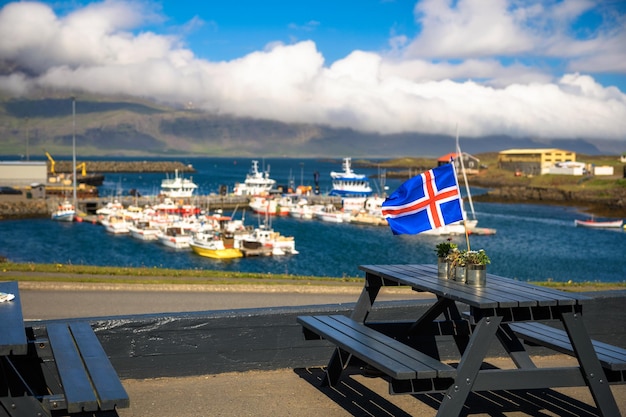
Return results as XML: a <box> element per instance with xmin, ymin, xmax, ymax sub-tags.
<box><xmin>0</xmin><ymin>0</ymin><xmax>625</xmax><ymax>143</ymax></box>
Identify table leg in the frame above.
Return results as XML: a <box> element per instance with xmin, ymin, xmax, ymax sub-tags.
<box><xmin>322</xmin><ymin>348</ymin><xmax>351</xmax><ymax>387</ymax></box>
<box><xmin>436</xmin><ymin>316</ymin><xmax>502</xmax><ymax>417</ymax></box>
<box><xmin>561</xmin><ymin>312</ymin><xmax>620</xmax><ymax>417</ymax></box>
<box><xmin>350</xmin><ymin>272</ymin><xmax>384</xmax><ymax>322</ymax></box>
<box><xmin>497</xmin><ymin>323</ymin><xmax>536</xmax><ymax>369</ymax></box>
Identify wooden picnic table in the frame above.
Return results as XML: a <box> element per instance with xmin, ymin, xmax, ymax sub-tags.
<box><xmin>1</xmin><ymin>281</ymin><xmax>129</xmax><ymax>417</ymax></box>
<box><xmin>298</xmin><ymin>264</ymin><xmax>624</xmax><ymax>417</ymax></box>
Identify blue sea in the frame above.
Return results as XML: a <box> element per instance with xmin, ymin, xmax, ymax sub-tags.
<box><xmin>1</xmin><ymin>156</ymin><xmax>624</xmax><ymax>283</ymax></box>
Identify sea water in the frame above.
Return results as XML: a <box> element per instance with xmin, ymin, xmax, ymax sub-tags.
<box><xmin>0</xmin><ymin>157</ymin><xmax>624</xmax><ymax>283</ymax></box>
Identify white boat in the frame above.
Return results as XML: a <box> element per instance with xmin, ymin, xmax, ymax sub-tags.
<box><xmin>248</xmin><ymin>196</ymin><xmax>290</xmax><ymax>216</ymax></box>
<box><xmin>128</xmin><ymin>220</ymin><xmax>161</xmax><ymax>241</ymax></box>
<box><xmin>101</xmin><ymin>215</ymin><xmax>130</xmax><ymax>234</ymax></box>
<box><xmin>158</xmin><ymin>225</ymin><xmax>193</xmax><ymax>249</ymax></box>
<box><xmin>160</xmin><ymin>170</ymin><xmax>198</xmax><ymax>198</ymax></box>
<box><xmin>96</xmin><ymin>200</ymin><xmax>123</xmax><ymax>218</ymax></box>
<box><xmin>315</xmin><ymin>204</ymin><xmax>350</xmax><ymax>223</ymax></box>
<box><xmin>329</xmin><ymin>158</ymin><xmax>373</xmax><ymax>198</ymax></box>
<box><xmin>289</xmin><ymin>199</ymin><xmax>314</xmax><ymax>220</ymax></box>
<box><xmin>51</xmin><ymin>200</ymin><xmax>75</xmax><ymax>222</ymax></box>
<box><xmin>244</xmin><ymin>224</ymin><xmax>298</xmax><ymax>255</ymax></box>
<box><xmin>233</xmin><ymin>160</ymin><xmax>276</xmax><ymax>196</ymax></box>
<box><xmin>574</xmin><ymin>218</ymin><xmax>623</xmax><ymax>228</ymax></box>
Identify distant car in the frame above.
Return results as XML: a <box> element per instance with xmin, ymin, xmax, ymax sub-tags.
<box><xmin>0</xmin><ymin>186</ymin><xmax>22</xmax><ymax>195</ymax></box>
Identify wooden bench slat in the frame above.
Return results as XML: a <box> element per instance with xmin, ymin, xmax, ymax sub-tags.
<box><xmin>331</xmin><ymin>315</ymin><xmax>456</xmax><ymax>377</ymax></box>
<box><xmin>299</xmin><ymin>315</ymin><xmax>418</xmax><ymax>379</ymax></box>
<box><xmin>511</xmin><ymin>322</ymin><xmax>626</xmax><ymax>371</ymax></box>
<box><xmin>298</xmin><ymin>315</ymin><xmax>456</xmax><ymax>380</ymax></box>
<box><xmin>69</xmin><ymin>322</ymin><xmax>130</xmax><ymax>410</ymax></box>
<box><xmin>47</xmin><ymin>323</ymin><xmax>100</xmax><ymax>413</ymax></box>
<box><xmin>0</xmin><ymin>281</ymin><xmax>27</xmax><ymax>356</ymax></box>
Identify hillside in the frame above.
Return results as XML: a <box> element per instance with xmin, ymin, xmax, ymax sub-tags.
<box><xmin>367</xmin><ymin>154</ymin><xmax>626</xmax><ymax>218</ymax></box>
<box><xmin>1</xmin><ymin>92</ymin><xmax>622</xmax><ymax>158</ymax></box>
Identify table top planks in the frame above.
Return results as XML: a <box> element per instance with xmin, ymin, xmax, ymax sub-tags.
<box><xmin>359</xmin><ymin>264</ymin><xmax>590</xmax><ymax>309</ymax></box>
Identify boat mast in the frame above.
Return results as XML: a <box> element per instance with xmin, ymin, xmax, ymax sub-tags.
<box><xmin>455</xmin><ymin>127</ymin><xmax>475</xmax><ymax>220</ymax></box>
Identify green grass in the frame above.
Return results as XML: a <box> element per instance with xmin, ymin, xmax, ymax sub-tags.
<box><xmin>0</xmin><ymin>262</ymin><xmax>364</xmax><ymax>286</ymax></box>
<box><xmin>1</xmin><ymin>262</ymin><xmax>625</xmax><ymax>292</ymax></box>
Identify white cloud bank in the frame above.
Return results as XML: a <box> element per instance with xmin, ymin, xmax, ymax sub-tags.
<box><xmin>0</xmin><ymin>0</ymin><xmax>625</xmax><ymax>141</ymax></box>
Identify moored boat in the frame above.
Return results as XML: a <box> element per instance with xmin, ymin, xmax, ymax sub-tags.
<box><xmin>233</xmin><ymin>160</ymin><xmax>276</xmax><ymax>196</ymax></box>
<box><xmin>158</xmin><ymin>225</ymin><xmax>193</xmax><ymax>249</ymax></box>
<box><xmin>329</xmin><ymin>157</ymin><xmax>373</xmax><ymax>198</ymax></box>
<box><xmin>190</xmin><ymin>231</ymin><xmax>243</xmax><ymax>259</ymax></box>
<box><xmin>574</xmin><ymin>218</ymin><xmax>623</xmax><ymax>228</ymax></box>
<box><xmin>245</xmin><ymin>225</ymin><xmax>298</xmax><ymax>255</ymax></box>
<box><xmin>51</xmin><ymin>200</ymin><xmax>75</xmax><ymax>222</ymax></box>
<box><xmin>160</xmin><ymin>170</ymin><xmax>198</xmax><ymax>198</ymax></box>
<box><xmin>128</xmin><ymin>220</ymin><xmax>161</xmax><ymax>241</ymax></box>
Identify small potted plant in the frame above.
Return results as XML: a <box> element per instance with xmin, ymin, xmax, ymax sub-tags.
<box><xmin>435</xmin><ymin>239</ymin><xmax>457</xmax><ymax>278</ymax></box>
<box><xmin>462</xmin><ymin>249</ymin><xmax>490</xmax><ymax>286</ymax></box>
<box><xmin>448</xmin><ymin>248</ymin><xmax>467</xmax><ymax>282</ymax></box>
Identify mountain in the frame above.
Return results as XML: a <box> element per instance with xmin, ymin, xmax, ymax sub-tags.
<box><xmin>0</xmin><ymin>93</ymin><xmax>618</xmax><ymax>158</ymax></box>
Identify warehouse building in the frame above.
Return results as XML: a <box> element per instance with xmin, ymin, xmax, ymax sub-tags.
<box><xmin>497</xmin><ymin>148</ymin><xmax>576</xmax><ymax>175</ymax></box>
<box><xmin>0</xmin><ymin>161</ymin><xmax>47</xmax><ymax>187</ymax></box>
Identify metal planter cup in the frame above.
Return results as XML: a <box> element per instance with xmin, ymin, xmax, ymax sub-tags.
<box><xmin>466</xmin><ymin>264</ymin><xmax>487</xmax><ymax>287</ymax></box>
<box><xmin>451</xmin><ymin>265</ymin><xmax>466</xmax><ymax>283</ymax></box>
<box><xmin>437</xmin><ymin>258</ymin><xmax>450</xmax><ymax>279</ymax></box>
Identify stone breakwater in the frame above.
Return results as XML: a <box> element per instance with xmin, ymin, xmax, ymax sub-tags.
<box><xmin>54</xmin><ymin>161</ymin><xmax>195</xmax><ymax>173</ymax></box>
<box><xmin>0</xmin><ymin>199</ymin><xmax>50</xmax><ymax>220</ymax></box>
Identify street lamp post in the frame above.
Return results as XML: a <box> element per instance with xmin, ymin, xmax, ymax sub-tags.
<box><xmin>72</xmin><ymin>97</ymin><xmax>77</xmax><ymax>206</ymax></box>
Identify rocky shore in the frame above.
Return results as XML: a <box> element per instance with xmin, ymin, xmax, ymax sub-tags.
<box><xmin>472</xmin><ymin>184</ymin><xmax>626</xmax><ymax>218</ymax></box>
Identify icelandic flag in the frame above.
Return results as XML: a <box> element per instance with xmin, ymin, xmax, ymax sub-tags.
<box><xmin>382</xmin><ymin>163</ymin><xmax>464</xmax><ymax>235</ymax></box>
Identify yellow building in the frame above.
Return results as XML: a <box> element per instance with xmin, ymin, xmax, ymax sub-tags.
<box><xmin>498</xmin><ymin>148</ymin><xmax>576</xmax><ymax>175</ymax></box>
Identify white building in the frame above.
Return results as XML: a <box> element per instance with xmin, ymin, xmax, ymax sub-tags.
<box><xmin>0</xmin><ymin>161</ymin><xmax>47</xmax><ymax>186</ymax></box>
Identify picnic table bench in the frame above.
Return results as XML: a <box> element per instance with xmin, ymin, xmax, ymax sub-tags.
<box><xmin>298</xmin><ymin>264</ymin><xmax>626</xmax><ymax>416</ymax></box>
<box><xmin>1</xmin><ymin>281</ymin><xmax>129</xmax><ymax>417</ymax></box>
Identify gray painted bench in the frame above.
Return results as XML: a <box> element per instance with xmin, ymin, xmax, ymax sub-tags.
<box><xmin>45</xmin><ymin>321</ymin><xmax>130</xmax><ymax>413</ymax></box>
<box><xmin>298</xmin><ymin>314</ymin><xmax>456</xmax><ymax>387</ymax></box>
<box><xmin>1</xmin><ymin>281</ymin><xmax>129</xmax><ymax>416</ymax></box>
<box><xmin>510</xmin><ymin>322</ymin><xmax>626</xmax><ymax>383</ymax></box>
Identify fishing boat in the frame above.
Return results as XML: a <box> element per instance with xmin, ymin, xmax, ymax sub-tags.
<box><xmin>128</xmin><ymin>220</ymin><xmax>161</xmax><ymax>241</ymax></box>
<box><xmin>243</xmin><ymin>219</ymin><xmax>298</xmax><ymax>255</ymax></box>
<box><xmin>101</xmin><ymin>214</ymin><xmax>131</xmax><ymax>234</ymax></box>
<box><xmin>160</xmin><ymin>170</ymin><xmax>198</xmax><ymax>198</ymax></box>
<box><xmin>233</xmin><ymin>160</ymin><xmax>276</xmax><ymax>196</ymax></box>
<box><xmin>190</xmin><ymin>231</ymin><xmax>243</xmax><ymax>259</ymax></box>
<box><xmin>158</xmin><ymin>225</ymin><xmax>193</xmax><ymax>249</ymax></box>
<box><xmin>289</xmin><ymin>198</ymin><xmax>315</xmax><ymax>220</ymax></box>
<box><xmin>248</xmin><ymin>196</ymin><xmax>291</xmax><ymax>216</ymax></box>
<box><xmin>51</xmin><ymin>200</ymin><xmax>75</xmax><ymax>222</ymax></box>
<box><xmin>314</xmin><ymin>204</ymin><xmax>350</xmax><ymax>223</ymax></box>
<box><xmin>329</xmin><ymin>158</ymin><xmax>373</xmax><ymax>198</ymax></box>
<box><xmin>574</xmin><ymin>218</ymin><xmax>623</xmax><ymax>228</ymax></box>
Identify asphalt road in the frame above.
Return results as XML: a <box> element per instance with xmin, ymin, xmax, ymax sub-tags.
<box><xmin>19</xmin><ymin>284</ymin><xmax>424</xmax><ymax>320</ymax></box>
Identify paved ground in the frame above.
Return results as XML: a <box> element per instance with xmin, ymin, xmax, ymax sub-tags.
<box><xmin>18</xmin><ymin>283</ymin><xmax>626</xmax><ymax>417</ymax></box>
<box><xmin>118</xmin><ymin>359</ymin><xmax>626</xmax><ymax>417</ymax></box>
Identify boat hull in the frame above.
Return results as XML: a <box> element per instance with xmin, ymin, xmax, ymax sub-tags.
<box><xmin>574</xmin><ymin>219</ymin><xmax>623</xmax><ymax>228</ymax></box>
<box><xmin>190</xmin><ymin>243</ymin><xmax>243</xmax><ymax>259</ymax></box>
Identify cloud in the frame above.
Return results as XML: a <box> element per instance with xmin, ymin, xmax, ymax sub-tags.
<box><xmin>0</xmin><ymin>0</ymin><xmax>625</xmax><ymax>142</ymax></box>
